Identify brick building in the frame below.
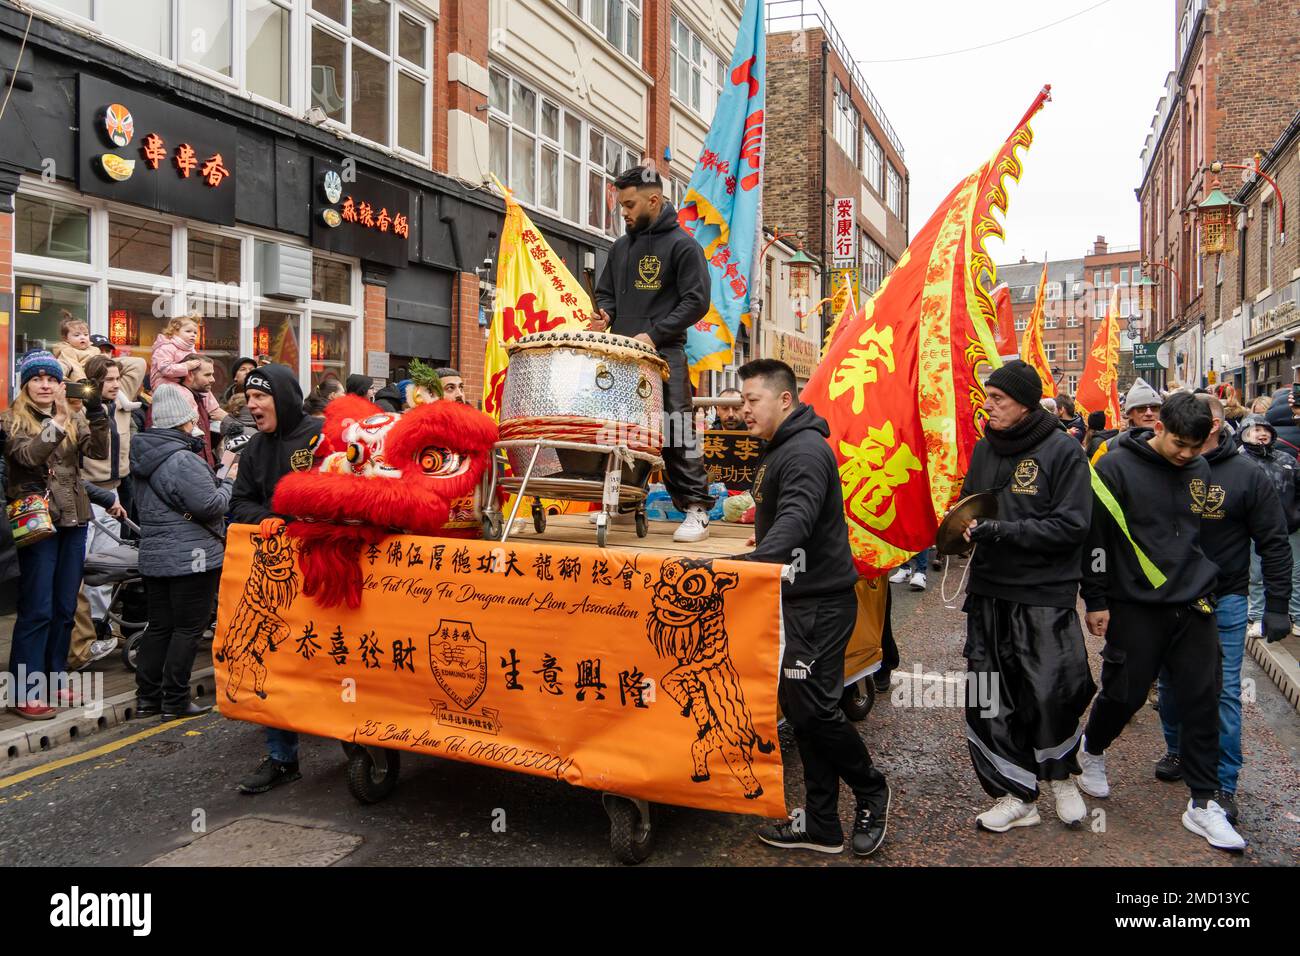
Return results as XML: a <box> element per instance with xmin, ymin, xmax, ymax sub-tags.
<box><xmin>760</xmin><ymin>0</ymin><xmax>909</xmax><ymax>349</ymax></box>
<box><xmin>1136</xmin><ymin>0</ymin><xmax>1300</xmax><ymax>392</ymax></box>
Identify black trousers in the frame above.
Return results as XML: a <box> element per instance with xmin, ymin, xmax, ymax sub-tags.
<box><xmin>879</xmin><ymin>585</ymin><xmax>898</xmax><ymax>675</ymax></box>
<box><xmin>659</xmin><ymin>346</ymin><xmax>714</xmax><ymax>512</ymax></box>
<box><xmin>1082</xmin><ymin>600</ymin><xmax>1222</xmax><ymax>799</ymax></box>
<box><xmin>963</xmin><ymin>596</ymin><xmax>1096</xmax><ymax>802</ymax></box>
<box><xmin>137</xmin><ymin>569</ymin><xmax>221</xmax><ymax>710</ymax></box>
<box><xmin>780</xmin><ymin>591</ymin><xmax>888</xmax><ymax>842</ymax></box>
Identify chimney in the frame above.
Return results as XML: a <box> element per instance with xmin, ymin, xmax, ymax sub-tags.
<box><xmin>1019</xmin><ymin>254</ymin><xmax>1027</xmax><ymax>264</ymax></box>
<box><xmin>1093</xmin><ymin>235</ymin><xmax>1108</xmax><ymax>255</ymax></box>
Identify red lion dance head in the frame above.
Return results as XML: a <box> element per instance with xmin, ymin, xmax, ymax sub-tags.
<box><xmin>272</xmin><ymin>394</ymin><xmax>498</xmax><ymax>608</ymax></box>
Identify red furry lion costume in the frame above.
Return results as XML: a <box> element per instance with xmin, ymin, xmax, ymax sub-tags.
<box><xmin>272</xmin><ymin>394</ymin><xmax>498</xmax><ymax>608</ymax></box>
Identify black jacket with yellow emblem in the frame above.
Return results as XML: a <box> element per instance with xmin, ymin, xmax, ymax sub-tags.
<box><xmin>1199</xmin><ymin>428</ymin><xmax>1291</xmax><ymax>610</ymax></box>
<box><xmin>230</xmin><ymin>364</ymin><xmax>323</xmax><ymax>525</ymax></box>
<box><xmin>1081</xmin><ymin>428</ymin><xmax>1220</xmax><ymax>612</ymax></box>
<box><xmin>960</xmin><ymin>411</ymin><xmax>1091</xmax><ymax>608</ymax></box>
<box><xmin>594</xmin><ymin>201</ymin><xmax>710</xmax><ymax>351</ymax></box>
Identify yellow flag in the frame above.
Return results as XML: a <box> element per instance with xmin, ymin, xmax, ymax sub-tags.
<box><xmin>482</xmin><ymin>181</ymin><xmax>593</xmax><ymax>419</ymax></box>
<box><xmin>1019</xmin><ymin>261</ymin><xmax>1053</xmax><ymax>388</ymax></box>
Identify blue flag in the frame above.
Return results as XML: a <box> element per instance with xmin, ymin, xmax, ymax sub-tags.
<box><xmin>678</xmin><ymin>0</ymin><xmax>765</xmax><ymax>383</ymax></box>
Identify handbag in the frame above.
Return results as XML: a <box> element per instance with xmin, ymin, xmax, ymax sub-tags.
<box><xmin>8</xmin><ymin>492</ymin><xmax>55</xmax><ymax>548</ymax></box>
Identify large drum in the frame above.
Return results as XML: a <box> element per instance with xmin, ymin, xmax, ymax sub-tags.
<box><xmin>499</xmin><ymin>330</ymin><xmax>668</xmax><ymax>482</ymax></box>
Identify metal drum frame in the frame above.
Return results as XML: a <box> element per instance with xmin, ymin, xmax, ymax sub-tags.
<box><xmin>479</xmin><ymin>439</ymin><xmax>663</xmax><ymax>546</ymax></box>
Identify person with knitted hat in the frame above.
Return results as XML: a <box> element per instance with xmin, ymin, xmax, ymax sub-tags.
<box><xmin>1238</xmin><ymin>412</ymin><xmax>1300</xmax><ymax>639</ymax></box>
<box><xmin>2</xmin><ymin>350</ymin><xmax>110</xmax><ymax>719</ymax></box>
<box><xmin>955</xmin><ymin>359</ymin><xmax>1096</xmax><ymax>833</ymax></box>
<box><xmin>1091</xmin><ymin>378</ymin><xmax>1164</xmax><ymax>463</ymax></box>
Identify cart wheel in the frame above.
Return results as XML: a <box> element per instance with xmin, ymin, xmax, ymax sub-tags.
<box><xmin>121</xmin><ymin>627</ymin><xmax>145</xmax><ymax>672</ymax></box>
<box><xmin>840</xmin><ymin>678</ymin><xmax>876</xmax><ymax>722</ymax></box>
<box><xmin>482</xmin><ymin>511</ymin><xmax>502</xmax><ymax>540</ymax></box>
<box><xmin>347</xmin><ymin>746</ymin><xmax>401</xmax><ymax>804</ymax></box>
<box><xmin>595</xmin><ymin>512</ymin><xmax>608</xmax><ymax>548</ymax></box>
<box><xmin>605</xmin><ymin>796</ymin><xmax>654</xmax><ymax>865</ymax></box>
<box><xmin>635</xmin><ymin>510</ymin><xmax>648</xmax><ymax>538</ymax></box>
<box><xmin>532</xmin><ymin>500</ymin><xmax>546</xmax><ymax>534</ymax></box>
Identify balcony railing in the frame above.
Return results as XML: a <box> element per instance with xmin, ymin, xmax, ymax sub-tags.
<box><xmin>766</xmin><ymin>0</ymin><xmax>905</xmax><ymax>159</ymax></box>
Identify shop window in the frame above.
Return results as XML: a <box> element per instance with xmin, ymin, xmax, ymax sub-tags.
<box><xmin>312</xmin><ymin>258</ymin><xmax>352</xmax><ymax>305</ymax></box>
<box><xmin>109</xmin><ymin>213</ymin><xmax>172</xmax><ymax>275</ymax></box>
<box><xmin>15</xmin><ymin>195</ymin><xmax>90</xmax><ymax>263</ymax></box>
<box><xmin>310</xmin><ymin>315</ymin><xmax>352</xmax><ymax>391</ymax></box>
<box><xmin>188</xmin><ymin>231</ymin><xmax>241</xmax><ymax>286</ymax></box>
<box><xmin>180</xmin><ymin>0</ymin><xmax>234</xmax><ymax>77</ymax></box>
<box><xmin>108</xmin><ymin>288</ymin><xmax>169</xmax><ymax>368</ymax></box>
<box><xmin>102</xmin><ymin>0</ymin><xmax>172</xmax><ymax>58</ymax></box>
<box><xmin>13</xmin><ymin>278</ymin><xmax>90</xmax><ymax>359</ymax></box>
<box><xmin>246</xmin><ymin>0</ymin><xmax>291</xmax><ymax>105</ymax></box>
<box><xmin>255</xmin><ymin>310</ymin><xmax>301</xmax><ymax>369</ymax></box>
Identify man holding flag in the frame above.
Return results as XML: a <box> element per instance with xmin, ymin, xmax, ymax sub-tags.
<box><xmin>590</xmin><ymin>166</ymin><xmax>716</xmax><ymax>542</ymax></box>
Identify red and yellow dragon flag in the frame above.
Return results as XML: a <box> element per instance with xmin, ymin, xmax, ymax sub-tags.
<box><xmin>1076</xmin><ymin>283</ymin><xmax>1123</xmax><ymax>428</ymax></box>
<box><xmin>1020</xmin><ymin>261</ymin><xmax>1053</xmax><ymax>388</ymax></box>
<box><xmin>803</xmin><ymin>86</ymin><xmax>1051</xmax><ymax>576</ymax></box>
<box><xmin>482</xmin><ymin>178</ymin><xmax>593</xmax><ymax>418</ymax></box>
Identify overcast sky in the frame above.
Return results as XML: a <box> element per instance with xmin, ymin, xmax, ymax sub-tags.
<box><xmin>818</xmin><ymin>0</ymin><xmax>1173</xmax><ymax>265</ymax></box>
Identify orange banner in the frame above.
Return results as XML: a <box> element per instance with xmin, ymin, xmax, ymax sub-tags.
<box><xmin>214</xmin><ymin>524</ymin><xmax>786</xmax><ymax>817</ymax></box>
<box><xmin>1076</xmin><ymin>284</ymin><xmax>1123</xmax><ymax>428</ymax></box>
<box><xmin>1020</xmin><ymin>261</ymin><xmax>1053</xmax><ymax>389</ymax></box>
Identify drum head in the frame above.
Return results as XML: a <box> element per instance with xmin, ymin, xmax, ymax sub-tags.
<box><xmin>935</xmin><ymin>492</ymin><xmax>999</xmax><ymax>555</ymax></box>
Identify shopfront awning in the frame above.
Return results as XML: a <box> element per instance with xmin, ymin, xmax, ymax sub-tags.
<box><xmin>1244</xmin><ymin>332</ymin><xmax>1291</xmax><ymax>360</ymax></box>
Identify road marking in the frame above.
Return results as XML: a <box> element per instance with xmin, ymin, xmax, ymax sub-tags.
<box><xmin>0</xmin><ymin>715</ymin><xmax>208</xmax><ymax>791</ymax></box>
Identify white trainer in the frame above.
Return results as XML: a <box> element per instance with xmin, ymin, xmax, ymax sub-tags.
<box><xmin>1245</xmin><ymin>620</ymin><xmax>1262</xmax><ymax>639</ymax></box>
<box><xmin>1181</xmin><ymin>800</ymin><xmax>1247</xmax><ymax>853</ymax></box>
<box><xmin>909</xmin><ymin>571</ymin><xmax>927</xmax><ymax>591</ymax></box>
<box><xmin>976</xmin><ymin>795</ymin><xmax>1041</xmax><ymax>832</ymax></box>
<box><xmin>672</xmin><ymin>506</ymin><xmax>711</xmax><ymax>543</ymax></box>
<box><xmin>1050</xmin><ymin>778</ymin><xmax>1087</xmax><ymax>825</ymax></box>
<box><xmin>1076</xmin><ymin>738</ymin><xmax>1110</xmax><ymax>798</ymax></box>
<box><xmin>889</xmin><ymin>567</ymin><xmax>910</xmax><ymax>584</ymax></box>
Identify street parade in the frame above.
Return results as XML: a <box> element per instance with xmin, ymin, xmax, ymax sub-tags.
<box><xmin>0</xmin><ymin>0</ymin><xmax>1295</xmax><ymax>936</ymax></box>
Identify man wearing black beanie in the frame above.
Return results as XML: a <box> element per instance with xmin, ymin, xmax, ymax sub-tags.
<box><xmin>957</xmin><ymin>359</ymin><xmax>1096</xmax><ymax>833</ymax></box>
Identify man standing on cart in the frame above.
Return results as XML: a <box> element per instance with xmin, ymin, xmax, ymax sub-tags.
<box><xmin>589</xmin><ymin>165</ymin><xmax>716</xmax><ymax>543</ymax></box>
<box><xmin>734</xmin><ymin>358</ymin><xmax>891</xmax><ymax>857</ymax></box>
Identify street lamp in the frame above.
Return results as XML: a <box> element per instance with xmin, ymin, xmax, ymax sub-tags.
<box><xmin>1210</xmin><ymin>155</ymin><xmax>1285</xmax><ymax>243</ymax></box>
<box><xmin>1133</xmin><ymin>273</ymin><xmax>1157</xmax><ymax>313</ymax></box>
<box><xmin>786</xmin><ymin>247</ymin><xmax>820</xmax><ymax>299</ymax></box>
<box><xmin>1195</xmin><ymin>179</ymin><xmax>1244</xmax><ymax>255</ymax></box>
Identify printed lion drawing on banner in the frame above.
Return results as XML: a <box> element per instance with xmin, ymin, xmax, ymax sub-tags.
<box><xmin>646</xmin><ymin>557</ymin><xmax>774</xmax><ymax>799</ymax></box>
<box><xmin>215</xmin><ymin>519</ymin><xmax>299</xmax><ymax>702</ymax></box>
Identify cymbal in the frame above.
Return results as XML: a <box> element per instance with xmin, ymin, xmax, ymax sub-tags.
<box><xmin>935</xmin><ymin>492</ymin><xmax>999</xmax><ymax>556</ymax></box>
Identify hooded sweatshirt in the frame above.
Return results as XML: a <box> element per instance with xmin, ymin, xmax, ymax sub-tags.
<box><xmin>230</xmin><ymin>364</ymin><xmax>323</xmax><ymax>524</ymax></box>
<box><xmin>1238</xmin><ymin>415</ymin><xmax>1300</xmax><ymax>532</ymax></box>
<box><xmin>1198</xmin><ymin>428</ymin><xmax>1291</xmax><ymax>609</ymax></box>
<box><xmin>1081</xmin><ymin>428</ymin><xmax>1220</xmax><ymax>611</ymax></box>
<box><xmin>594</xmin><ymin>201</ymin><xmax>710</xmax><ymax>351</ymax></box>
<box><xmin>960</xmin><ymin>409</ymin><xmax>1091</xmax><ymax>608</ymax></box>
<box><xmin>733</xmin><ymin>403</ymin><xmax>859</xmax><ymax>600</ymax></box>
<box><xmin>1264</xmin><ymin>394</ymin><xmax>1300</xmax><ymax>458</ymax></box>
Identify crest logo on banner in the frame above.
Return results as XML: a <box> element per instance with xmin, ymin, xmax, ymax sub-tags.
<box><xmin>429</xmin><ymin>619</ymin><xmax>488</xmax><ymax>710</ymax></box>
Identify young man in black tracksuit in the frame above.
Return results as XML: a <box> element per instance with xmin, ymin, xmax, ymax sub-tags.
<box><xmin>591</xmin><ymin>166</ymin><xmax>715</xmax><ymax>543</ymax></box>
<box><xmin>228</xmin><ymin>364</ymin><xmax>323</xmax><ymax>794</ymax></box>
<box><xmin>733</xmin><ymin>359</ymin><xmax>890</xmax><ymax>857</ymax></box>
<box><xmin>959</xmin><ymin>360</ymin><xmax>1096</xmax><ymax>833</ymax></box>
<box><xmin>1154</xmin><ymin>395</ymin><xmax>1291</xmax><ymax>826</ymax></box>
<box><xmin>1077</xmin><ymin>393</ymin><xmax>1247</xmax><ymax>852</ymax></box>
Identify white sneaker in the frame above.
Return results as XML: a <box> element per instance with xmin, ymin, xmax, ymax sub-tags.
<box><xmin>976</xmin><ymin>795</ymin><xmax>1041</xmax><ymax>832</ymax></box>
<box><xmin>1245</xmin><ymin>620</ymin><xmax>1262</xmax><ymax>639</ymax></box>
<box><xmin>889</xmin><ymin>567</ymin><xmax>910</xmax><ymax>584</ymax></box>
<box><xmin>1181</xmin><ymin>799</ymin><xmax>1247</xmax><ymax>853</ymax></box>
<box><xmin>672</xmin><ymin>506</ymin><xmax>710</xmax><ymax>543</ymax></box>
<box><xmin>1291</xmin><ymin>622</ymin><xmax>1300</xmax><ymax>638</ymax></box>
<box><xmin>1076</xmin><ymin>737</ymin><xmax>1110</xmax><ymax>798</ymax></box>
<box><xmin>1050</xmin><ymin>778</ymin><xmax>1087</xmax><ymax>825</ymax></box>
<box><xmin>909</xmin><ymin>572</ymin><xmax>927</xmax><ymax>591</ymax></box>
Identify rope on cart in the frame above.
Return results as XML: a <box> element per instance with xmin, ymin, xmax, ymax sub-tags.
<box><xmin>499</xmin><ymin>417</ymin><xmax>664</xmax><ymax>457</ymax></box>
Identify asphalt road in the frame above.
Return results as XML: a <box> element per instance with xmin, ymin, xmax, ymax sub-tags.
<box><xmin>1</xmin><ymin>578</ymin><xmax>1297</xmax><ymax>867</ymax></box>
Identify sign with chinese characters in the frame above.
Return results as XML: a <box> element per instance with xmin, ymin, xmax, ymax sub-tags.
<box><xmin>77</xmin><ymin>74</ymin><xmax>236</xmax><ymax>224</ymax></box>
<box><xmin>215</xmin><ymin>525</ymin><xmax>785</xmax><ymax>817</ymax></box>
<box><xmin>829</xmin><ymin>267</ymin><xmax>859</xmax><ymax>325</ymax></box>
<box><xmin>832</xmin><ymin>196</ymin><xmax>857</xmax><ymax>263</ymax></box>
<box><xmin>700</xmin><ymin>430</ymin><xmax>765</xmax><ymax>491</ymax></box>
<box><xmin>310</xmin><ymin>158</ymin><xmax>411</xmax><ymax>268</ymax></box>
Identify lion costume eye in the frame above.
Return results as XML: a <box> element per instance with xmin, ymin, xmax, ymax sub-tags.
<box><xmin>418</xmin><ymin>446</ymin><xmax>461</xmax><ymax>476</ymax></box>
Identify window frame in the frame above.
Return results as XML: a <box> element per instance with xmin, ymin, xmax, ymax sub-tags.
<box><xmin>670</xmin><ymin>13</ymin><xmax>722</xmax><ymax>123</ymax></box>
<box><xmin>885</xmin><ymin>164</ymin><xmax>902</xmax><ymax>218</ymax></box>
<box><xmin>832</xmin><ymin>78</ymin><xmax>859</xmax><ymax>166</ymax></box>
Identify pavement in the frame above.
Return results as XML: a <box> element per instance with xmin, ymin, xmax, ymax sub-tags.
<box><xmin>0</xmin><ymin>575</ymin><xmax>1296</xmax><ymax>866</ymax></box>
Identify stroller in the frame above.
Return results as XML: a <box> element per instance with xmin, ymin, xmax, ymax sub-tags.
<box><xmin>81</xmin><ymin>516</ymin><xmax>148</xmax><ymax>670</ymax></box>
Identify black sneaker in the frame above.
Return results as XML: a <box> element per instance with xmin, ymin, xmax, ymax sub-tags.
<box><xmin>755</xmin><ymin>821</ymin><xmax>843</xmax><ymax>854</ymax></box>
<box><xmin>1153</xmin><ymin>752</ymin><xmax>1183</xmax><ymax>782</ymax></box>
<box><xmin>852</xmin><ymin>783</ymin><xmax>891</xmax><ymax>857</ymax></box>
<box><xmin>237</xmin><ymin>757</ymin><xmax>302</xmax><ymax>795</ymax></box>
<box><xmin>133</xmin><ymin>700</ymin><xmax>161</xmax><ymax>719</ymax></box>
<box><xmin>872</xmin><ymin>670</ymin><xmax>892</xmax><ymax>694</ymax></box>
<box><xmin>161</xmin><ymin>701</ymin><xmax>213</xmax><ymax>721</ymax></box>
<box><xmin>1218</xmin><ymin>791</ymin><xmax>1240</xmax><ymax>826</ymax></box>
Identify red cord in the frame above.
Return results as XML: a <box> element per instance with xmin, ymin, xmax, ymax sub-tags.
<box><xmin>499</xmin><ymin>416</ymin><xmax>663</xmax><ymax>457</ymax></box>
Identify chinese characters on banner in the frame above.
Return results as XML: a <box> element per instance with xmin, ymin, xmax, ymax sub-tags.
<box><xmin>833</xmin><ymin>197</ymin><xmax>857</xmax><ymax>263</ymax></box>
<box><xmin>215</xmin><ymin>526</ymin><xmax>786</xmax><ymax>817</ymax></box>
<box><xmin>700</xmin><ymin>430</ymin><xmax>765</xmax><ymax>490</ymax></box>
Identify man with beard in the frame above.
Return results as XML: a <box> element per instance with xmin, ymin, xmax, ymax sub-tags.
<box><xmin>590</xmin><ymin>166</ymin><xmax>715</xmax><ymax>543</ymax></box>
<box><xmin>1054</xmin><ymin>393</ymin><xmax>1085</xmax><ymax>443</ymax></box>
<box><xmin>435</xmin><ymin>368</ymin><xmax>468</xmax><ymax>405</ymax></box>
<box><xmin>959</xmin><ymin>360</ymin><xmax>1095</xmax><ymax>832</ymax></box>
<box><xmin>1077</xmin><ymin>393</ymin><xmax>1247</xmax><ymax>852</ymax></box>
<box><xmin>710</xmin><ymin>388</ymin><xmax>747</xmax><ymax>431</ymax></box>
<box><xmin>182</xmin><ymin>355</ymin><xmax>227</xmax><ymax>468</ymax></box>
<box><xmin>1092</xmin><ymin>378</ymin><xmax>1162</xmax><ymax>463</ymax></box>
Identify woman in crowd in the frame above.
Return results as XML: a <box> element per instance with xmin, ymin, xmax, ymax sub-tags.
<box><xmin>2</xmin><ymin>351</ymin><xmax>109</xmax><ymax>719</ymax></box>
<box><xmin>129</xmin><ymin>384</ymin><xmax>234</xmax><ymax>720</ymax></box>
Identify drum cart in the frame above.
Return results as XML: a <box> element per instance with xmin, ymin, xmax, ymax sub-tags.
<box><xmin>479</xmin><ymin>439</ymin><xmax>664</xmax><ymax>547</ymax></box>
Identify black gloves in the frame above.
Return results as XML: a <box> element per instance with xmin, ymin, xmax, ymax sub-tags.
<box><xmin>969</xmin><ymin>519</ymin><xmax>1017</xmax><ymax>543</ymax></box>
<box><xmin>1262</xmin><ymin>610</ymin><xmax>1291</xmax><ymax>643</ymax></box>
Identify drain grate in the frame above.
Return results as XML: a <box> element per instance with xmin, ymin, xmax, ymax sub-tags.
<box><xmin>148</xmin><ymin>818</ymin><xmax>362</xmax><ymax>867</ymax></box>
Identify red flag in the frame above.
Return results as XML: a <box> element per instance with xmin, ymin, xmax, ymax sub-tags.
<box><xmin>1076</xmin><ymin>284</ymin><xmax>1122</xmax><ymax>427</ymax></box>
<box><xmin>803</xmin><ymin>87</ymin><xmax>1052</xmax><ymax>575</ymax></box>
<box><xmin>1019</xmin><ymin>262</ymin><xmax>1053</xmax><ymax>388</ymax></box>
<box><xmin>991</xmin><ymin>284</ymin><xmax>1018</xmax><ymax>361</ymax></box>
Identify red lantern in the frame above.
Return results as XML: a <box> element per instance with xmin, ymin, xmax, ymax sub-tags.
<box><xmin>109</xmin><ymin>308</ymin><xmax>137</xmax><ymax>345</ymax></box>
<box><xmin>310</xmin><ymin>332</ymin><xmax>326</xmax><ymax>361</ymax></box>
<box><xmin>255</xmin><ymin>326</ymin><xmax>271</xmax><ymax>356</ymax></box>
